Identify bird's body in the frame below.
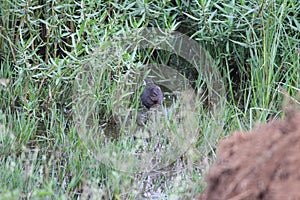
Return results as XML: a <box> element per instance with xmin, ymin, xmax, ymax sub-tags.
<box><xmin>141</xmin><ymin>78</ymin><xmax>163</xmax><ymax>109</ymax></box>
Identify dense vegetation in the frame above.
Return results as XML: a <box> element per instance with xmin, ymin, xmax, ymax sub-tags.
<box><xmin>0</xmin><ymin>0</ymin><xmax>299</xmax><ymax>199</ymax></box>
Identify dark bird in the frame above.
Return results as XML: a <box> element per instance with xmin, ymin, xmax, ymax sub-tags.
<box><xmin>141</xmin><ymin>78</ymin><xmax>164</xmax><ymax>109</ymax></box>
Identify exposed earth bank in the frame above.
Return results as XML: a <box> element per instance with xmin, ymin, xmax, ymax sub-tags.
<box><xmin>199</xmin><ymin>108</ymin><xmax>300</xmax><ymax>200</ymax></box>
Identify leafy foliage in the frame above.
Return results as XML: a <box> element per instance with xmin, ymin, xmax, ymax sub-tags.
<box><xmin>0</xmin><ymin>0</ymin><xmax>299</xmax><ymax>198</ymax></box>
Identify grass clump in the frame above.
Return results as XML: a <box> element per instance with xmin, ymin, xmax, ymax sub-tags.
<box><xmin>0</xmin><ymin>0</ymin><xmax>300</xmax><ymax>199</ymax></box>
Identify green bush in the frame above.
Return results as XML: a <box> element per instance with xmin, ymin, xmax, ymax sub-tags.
<box><xmin>0</xmin><ymin>0</ymin><xmax>299</xmax><ymax>199</ymax></box>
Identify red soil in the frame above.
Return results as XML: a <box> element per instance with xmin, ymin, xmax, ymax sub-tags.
<box><xmin>199</xmin><ymin>108</ymin><xmax>300</xmax><ymax>200</ymax></box>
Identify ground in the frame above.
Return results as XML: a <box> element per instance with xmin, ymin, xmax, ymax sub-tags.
<box><xmin>199</xmin><ymin>108</ymin><xmax>300</xmax><ymax>200</ymax></box>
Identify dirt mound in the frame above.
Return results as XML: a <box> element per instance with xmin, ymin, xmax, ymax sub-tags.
<box><xmin>199</xmin><ymin>109</ymin><xmax>300</xmax><ymax>200</ymax></box>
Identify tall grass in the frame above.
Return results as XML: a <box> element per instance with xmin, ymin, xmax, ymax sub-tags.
<box><xmin>0</xmin><ymin>0</ymin><xmax>299</xmax><ymax>199</ymax></box>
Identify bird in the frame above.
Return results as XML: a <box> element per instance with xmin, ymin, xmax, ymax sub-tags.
<box><xmin>141</xmin><ymin>78</ymin><xmax>164</xmax><ymax>109</ymax></box>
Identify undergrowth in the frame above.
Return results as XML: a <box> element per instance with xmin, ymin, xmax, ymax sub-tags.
<box><xmin>0</xmin><ymin>0</ymin><xmax>299</xmax><ymax>199</ymax></box>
